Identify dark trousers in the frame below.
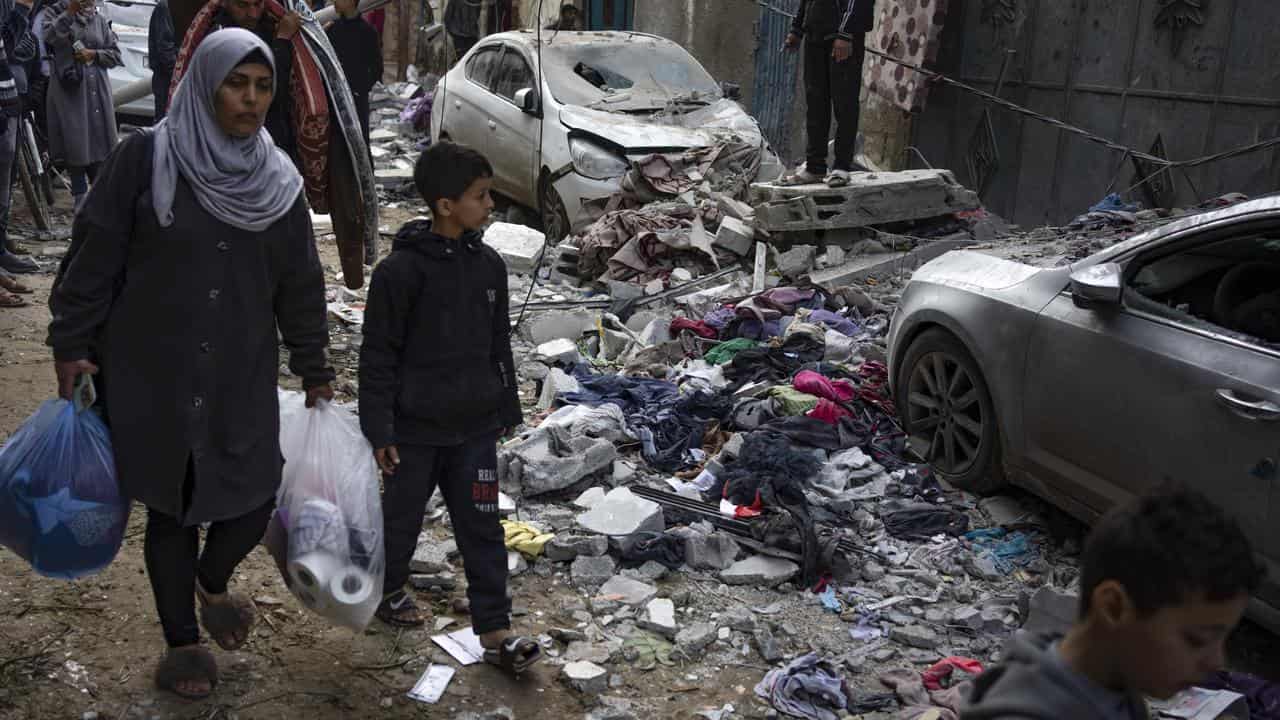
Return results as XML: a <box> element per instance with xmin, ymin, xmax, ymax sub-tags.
<box><xmin>450</xmin><ymin>33</ymin><xmax>477</xmax><ymax>62</ymax></box>
<box><xmin>803</xmin><ymin>34</ymin><xmax>867</xmax><ymax>174</ymax></box>
<box><xmin>152</xmin><ymin>71</ymin><xmax>172</xmax><ymax>121</ymax></box>
<box><xmin>353</xmin><ymin>90</ymin><xmax>371</xmax><ymax>149</ymax></box>
<box><xmin>144</xmin><ymin>497</ymin><xmax>275</xmax><ymax>648</ymax></box>
<box><xmin>382</xmin><ymin>434</ymin><xmax>510</xmax><ymax>635</ymax></box>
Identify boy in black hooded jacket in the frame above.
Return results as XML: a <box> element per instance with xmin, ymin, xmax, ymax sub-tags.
<box><xmin>359</xmin><ymin>141</ymin><xmax>541</xmax><ymax>675</ymax></box>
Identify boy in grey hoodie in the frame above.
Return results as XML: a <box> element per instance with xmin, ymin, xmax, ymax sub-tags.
<box><xmin>962</xmin><ymin>485</ymin><xmax>1264</xmax><ymax>720</ymax></box>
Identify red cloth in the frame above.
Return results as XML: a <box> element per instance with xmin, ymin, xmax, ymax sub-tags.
<box><xmin>794</xmin><ymin>369</ymin><xmax>856</xmax><ymax>403</ymax></box>
<box><xmin>922</xmin><ymin>657</ymin><xmax>984</xmax><ymax>691</ymax></box>
<box><xmin>171</xmin><ymin>0</ymin><xmax>333</xmax><ymax>211</ymax></box>
<box><xmin>364</xmin><ymin>7</ymin><xmax>385</xmax><ymax>34</ymax></box>
<box><xmin>807</xmin><ymin>399</ymin><xmax>851</xmax><ymax>425</ymax></box>
<box><xmin>670</xmin><ymin>317</ymin><xmax>718</xmax><ymax>340</ymax></box>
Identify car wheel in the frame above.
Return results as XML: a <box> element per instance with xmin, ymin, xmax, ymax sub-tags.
<box><xmin>896</xmin><ymin>328</ymin><xmax>1006</xmax><ymax>493</ymax></box>
<box><xmin>540</xmin><ymin>177</ymin><xmax>571</xmax><ymax>243</ymax></box>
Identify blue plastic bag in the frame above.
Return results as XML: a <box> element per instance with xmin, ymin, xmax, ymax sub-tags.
<box><xmin>0</xmin><ymin>398</ymin><xmax>129</xmax><ymax>579</ymax></box>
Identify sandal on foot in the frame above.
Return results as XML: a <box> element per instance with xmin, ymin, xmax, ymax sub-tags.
<box><xmin>196</xmin><ymin>584</ymin><xmax>256</xmax><ymax>651</ymax></box>
<box><xmin>826</xmin><ymin>169</ymin><xmax>851</xmax><ymax>187</ymax></box>
<box><xmin>778</xmin><ymin>166</ymin><xmax>824</xmax><ymax>186</ymax></box>
<box><xmin>376</xmin><ymin>590</ymin><xmax>426</xmax><ymax>627</ymax></box>
<box><xmin>155</xmin><ymin>646</ymin><xmax>218</xmax><ymax>701</ymax></box>
<box><xmin>0</xmin><ymin>274</ymin><xmax>31</xmax><ymax>294</ymax></box>
<box><xmin>483</xmin><ymin>636</ymin><xmax>543</xmax><ymax>676</ymax></box>
<box><xmin>0</xmin><ymin>289</ymin><xmax>25</xmax><ymax>308</ymax></box>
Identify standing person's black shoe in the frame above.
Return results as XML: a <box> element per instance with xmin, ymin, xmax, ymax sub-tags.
<box><xmin>0</xmin><ymin>251</ymin><xmax>38</xmax><ymax>274</ymax></box>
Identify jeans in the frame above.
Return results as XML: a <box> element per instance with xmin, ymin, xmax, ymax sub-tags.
<box><xmin>143</xmin><ymin>489</ymin><xmax>276</xmax><ymax>648</ymax></box>
<box><xmin>382</xmin><ymin>434</ymin><xmax>510</xmax><ymax>634</ymax></box>
<box><xmin>803</xmin><ymin>34</ymin><xmax>867</xmax><ymax>174</ymax></box>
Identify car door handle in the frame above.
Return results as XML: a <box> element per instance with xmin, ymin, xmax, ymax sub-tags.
<box><xmin>1216</xmin><ymin>389</ymin><xmax>1280</xmax><ymax>422</ymax></box>
<box><xmin>488</xmin><ymin>120</ymin><xmax>497</xmax><ymax>130</ymax></box>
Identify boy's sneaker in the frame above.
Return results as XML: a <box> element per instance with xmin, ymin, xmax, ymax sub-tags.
<box><xmin>778</xmin><ymin>166</ymin><xmax>824</xmax><ymax>186</ymax></box>
<box><xmin>375</xmin><ymin>589</ymin><xmax>427</xmax><ymax>627</ymax></box>
<box><xmin>826</xmin><ymin>169</ymin><xmax>852</xmax><ymax>188</ymax></box>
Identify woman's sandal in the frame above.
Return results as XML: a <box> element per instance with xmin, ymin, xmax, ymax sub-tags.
<box><xmin>155</xmin><ymin>645</ymin><xmax>218</xmax><ymax>701</ymax></box>
<box><xmin>196</xmin><ymin>583</ymin><xmax>256</xmax><ymax>651</ymax></box>
<box><xmin>0</xmin><ymin>274</ymin><xmax>31</xmax><ymax>294</ymax></box>
<box><xmin>483</xmin><ymin>636</ymin><xmax>543</xmax><ymax>676</ymax></box>
<box><xmin>0</xmin><ymin>289</ymin><xmax>25</xmax><ymax>308</ymax></box>
<box><xmin>375</xmin><ymin>590</ymin><xmax>427</xmax><ymax>627</ymax></box>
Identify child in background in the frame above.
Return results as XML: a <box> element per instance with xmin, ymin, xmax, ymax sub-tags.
<box><xmin>325</xmin><ymin>0</ymin><xmax>380</xmax><ymax>148</ymax></box>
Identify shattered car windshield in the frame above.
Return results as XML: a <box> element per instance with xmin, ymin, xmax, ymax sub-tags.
<box><xmin>541</xmin><ymin>39</ymin><xmax>722</xmax><ymax>110</ymax></box>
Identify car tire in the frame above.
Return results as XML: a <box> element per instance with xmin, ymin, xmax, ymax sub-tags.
<box><xmin>895</xmin><ymin>328</ymin><xmax>1007</xmax><ymax>493</ymax></box>
<box><xmin>539</xmin><ymin>176</ymin><xmax>571</xmax><ymax>243</ymax></box>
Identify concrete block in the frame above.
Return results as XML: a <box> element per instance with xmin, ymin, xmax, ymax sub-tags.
<box><xmin>410</xmin><ymin>534</ymin><xmax>456</xmax><ymax>574</ymax></box>
<box><xmin>576</xmin><ymin>488</ymin><xmax>665</xmax><ymax>553</ymax></box>
<box><xmin>754</xmin><ymin>626</ymin><xmax>784</xmax><ymax>663</ymax></box>
<box><xmin>717</xmin><ymin>195</ymin><xmax>755</xmax><ymax>222</ymax></box>
<box><xmin>676</xmin><ymin>528</ymin><xmax>740</xmax><ymax>571</ymax></box>
<box><xmin>503</xmin><ymin>428</ymin><xmax>617</xmax><ymax>497</ymax></box>
<box><xmin>676</xmin><ymin>622</ymin><xmax>716</xmax><ymax>654</ymax></box>
<box><xmin>546</xmin><ymin>533</ymin><xmax>610</xmax><ymax>562</ymax></box>
<box><xmin>714</xmin><ymin>216</ymin><xmax>755</xmax><ymax>256</ymax></box>
<box><xmin>536</xmin><ymin>338</ymin><xmax>582</xmax><ymax>365</ymax></box>
<box><xmin>522</xmin><ymin>309</ymin><xmax>596</xmax><ymax>345</ymax></box>
<box><xmin>775</xmin><ymin>244</ymin><xmax>817</xmax><ymax>279</ymax></box>
<box><xmin>751</xmin><ymin>169</ymin><xmax>981</xmax><ymax>232</ymax></box>
<box><xmin>807</xmin><ymin>237</ymin><xmax>973</xmax><ymax>292</ymax></box>
<box><xmin>595</xmin><ymin>575</ymin><xmax>658</xmax><ymax>607</ymax></box>
<box><xmin>889</xmin><ymin>624</ymin><xmax>940</xmax><ymax>650</ymax></box>
<box><xmin>571</xmin><ymin>555</ymin><xmax>618</xmax><ymax>589</ymax></box>
<box><xmin>639</xmin><ymin>598</ymin><xmax>678</xmax><ymax>639</ymax></box>
<box><xmin>484</xmin><ymin>222</ymin><xmax>546</xmax><ymax>274</ymax></box>
<box><xmin>719</xmin><ymin>555</ymin><xmax>799</xmax><ymax>587</ymax></box>
<box><xmin>573</xmin><ymin>486</ymin><xmax>607</xmax><ymax>510</ymax></box>
<box><xmin>562</xmin><ymin>661</ymin><xmax>609</xmax><ymax>695</ymax></box>
<box><xmin>538</xmin><ymin>367</ymin><xmax>582</xmax><ymax>410</ymax></box>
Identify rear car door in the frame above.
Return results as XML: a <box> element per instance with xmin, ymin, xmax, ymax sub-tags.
<box><xmin>486</xmin><ymin>45</ymin><xmax>541</xmax><ymax>207</ymax></box>
<box><xmin>444</xmin><ymin>44</ymin><xmax>503</xmax><ymax>153</ymax></box>
<box><xmin>1022</xmin><ymin>217</ymin><xmax>1280</xmax><ymax>607</ymax></box>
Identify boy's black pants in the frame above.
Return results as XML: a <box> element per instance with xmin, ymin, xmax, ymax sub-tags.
<box><xmin>382</xmin><ymin>433</ymin><xmax>511</xmax><ymax>635</ymax></box>
<box><xmin>803</xmin><ymin>33</ymin><xmax>867</xmax><ymax>174</ymax></box>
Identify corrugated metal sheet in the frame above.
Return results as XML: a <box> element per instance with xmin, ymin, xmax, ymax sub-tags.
<box><xmin>752</xmin><ymin>0</ymin><xmax>801</xmax><ymax>154</ymax></box>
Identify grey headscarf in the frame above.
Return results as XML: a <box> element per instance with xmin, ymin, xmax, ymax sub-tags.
<box><xmin>152</xmin><ymin>28</ymin><xmax>303</xmax><ymax>232</ymax></box>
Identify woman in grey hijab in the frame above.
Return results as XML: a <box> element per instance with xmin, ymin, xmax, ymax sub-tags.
<box><xmin>47</xmin><ymin>28</ymin><xmax>335</xmax><ymax>701</ymax></box>
<box><xmin>43</xmin><ymin>0</ymin><xmax>118</xmax><ymax>211</ymax></box>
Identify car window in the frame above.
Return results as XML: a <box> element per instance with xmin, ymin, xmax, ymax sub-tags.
<box><xmin>540</xmin><ymin>38</ymin><xmax>721</xmax><ymax>110</ymax></box>
<box><xmin>1124</xmin><ymin>233</ymin><xmax>1280</xmax><ymax>350</ymax></box>
<box><xmin>465</xmin><ymin>46</ymin><xmax>501</xmax><ymax>90</ymax></box>
<box><xmin>492</xmin><ymin>47</ymin><xmax>534</xmax><ymax>102</ymax></box>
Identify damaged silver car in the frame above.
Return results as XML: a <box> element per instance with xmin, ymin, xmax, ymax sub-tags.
<box><xmin>888</xmin><ymin>197</ymin><xmax>1280</xmax><ymax>627</ymax></box>
<box><xmin>430</xmin><ymin>30</ymin><xmax>783</xmax><ymax>240</ymax></box>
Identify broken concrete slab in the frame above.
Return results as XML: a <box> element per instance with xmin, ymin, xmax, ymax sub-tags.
<box><xmin>1022</xmin><ymin>586</ymin><xmax>1078</xmax><ymax>636</ymax></box>
<box><xmin>675</xmin><ymin>622</ymin><xmax>716</xmax><ymax>654</ymax></box>
<box><xmin>538</xmin><ymin>367</ymin><xmax>582</xmax><ymax>411</ymax></box>
<box><xmin>673</xmin><ymin>528</ymin><xmax>741</xmax><ymax>571</ymax></box>
<box><xmin>571</xmin><ymin>555</ymin><xmax>618</xmax><ymax>589</ymax></box>
<box><xmin>522</xmin><ymin>309</ymin><xmax>596</xmax><ymax>345</ymax></box>
<box><xmin>639</xmin><ymin>598</ymin><xmax>678</xmax><ymax>639</ymax></box>
<box><xmin>573</xmin><ymin>486</ymin><xmax>607</xmax><ymax>510</ymax></box>
<box><xmin>754</xmin><ymin>626</ymin><xmax>784</xmax><ymax>663</ymax></box>
<box><xmin>546</xmin><ymin>533</ymin><xmax>610</xmax><ymax>562</ymax></box>
<box><xmin>595</xmin><ymin>575</ymin><xmax>658</xmax><ymax>608</ymax></box>
<box><xmin>721</xmin><ymin>606</ymin><xmax>757</xmax><ymax>632</ymax></box>
<box><xmin>775</xmin><ymin>244</ymin><xmax>817</xmax><ymax>279</ymax></box>
<box><xmin>576</xmin><ymin>488</ymin><xmax>665</xmax><ymax>553</ymax></box>
<box><xmin>484</xmin><ymin>222</ymin><xmax>546</xmax><ymax>274</ymax></box>
<box><xmin>410</xmin><ymin>534</ymin><xmax>456</xmax><ymax>574</ymax></box>
<box><xmin>719</xmin><ymin>555</ymin><xmax>799</xmax><ymax>587</ymax></box>
<box><xmin>501</xmin><ymin>427</ymin><xmax>617</xmax><ymax>497</ymax></box>
<box><xmin>562</xmin><ymin>661</ymin><xmax>609</xmax><ymax>695</ymax></box>
<box><xmin>536</xmin><ymin>338</ymin><xmax>583</xmax><ymax>365</ymax></box>
<box><xmin>807</xmin><ymin>237</ymin><xmax>974</xmax><ymax>293</ymax></box>
<box><xmin>889</xmin><ymin>624</ymin><xmax>940</xmax><ymax>650</ymax></box>
<box><xmin>714</xmin><ymin>216</ymin><xmax>754</xmax><ymax>256</ymax></box>
<box><xmin>751</xmin><ymin>169</ymin><xmax>981</xmax><ymax>232</ymax></box>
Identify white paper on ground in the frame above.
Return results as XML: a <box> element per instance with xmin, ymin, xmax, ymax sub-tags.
<box><xmin>1150</xmin><ymin>687</ymin><xmax>1246</xmax><ymax>719</ymax></box>
<box><xmin>407</xmin><ymin>664</ymin><xmax>455</xmax><ymax>704</ymax></box>
<box><xmin>431</xmin><ymin>627</ymin><xmax>485</xmax><ymax>666</ymax></box>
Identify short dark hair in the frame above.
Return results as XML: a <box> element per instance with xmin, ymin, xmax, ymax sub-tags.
<box><xmin>413</xmin><ymin>141</ymin><xmax>493</xmax><ymax>213</ymax></box>
<box><xmin>1079</xmin><ymin>484</ymin><xmax>1264</xmax><ymax>618</ymax></box>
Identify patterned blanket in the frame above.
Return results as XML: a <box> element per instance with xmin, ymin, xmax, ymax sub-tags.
<box><xmin>170</xmin><ymin>0</ymin><xmax>332</xmax><ymax>211</ymax></box>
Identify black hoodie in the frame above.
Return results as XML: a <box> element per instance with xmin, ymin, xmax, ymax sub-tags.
<box><xmin>962</xmin><ymin>632</ymin><xmax>1150</xmax><ymax>720</ymax></box>
<box><xmin>792</xmin><ymin>0</ymin><xmax>875</xmax><ymax>42</ymax></box>
<box><xmin>358</xmin><ymin>220</ymin><xmax>522</xmax><ymax>449</ymax></box>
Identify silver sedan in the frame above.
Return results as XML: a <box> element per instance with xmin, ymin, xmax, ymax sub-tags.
<box><xmin>887</xmin><ymin>197</ymin><xmax>1280</xmax><ymax>626</ymax></box>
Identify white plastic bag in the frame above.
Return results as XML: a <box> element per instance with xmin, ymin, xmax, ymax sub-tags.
<box><xmin>265</xmin><ymin>390</ymin><xmax>384</xmax><ymax>630</ymax></box>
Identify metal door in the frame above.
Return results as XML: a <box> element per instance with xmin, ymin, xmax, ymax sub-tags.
<box><xmin>752</xmin><ymin>0</ymin><xmax>802</xmax><ymax>155</ymax></box>
<box><xmin>585</xmin><ymin>0</ymin><xmax>634</xmax><ymax>30</ymax></box>
<box><xmin>911</xmin><ymin>0</ymin><xmax>1280</xmax><ymax>227</ymax></box>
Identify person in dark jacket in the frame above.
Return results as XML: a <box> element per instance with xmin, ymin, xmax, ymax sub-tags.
<box><xmin>544</xmin><ymin>1</ymin><xmax>578</xmax><ymax>31</ymax></box>
<box><xmin>47</xmin><ymin>29</ymin><xmax>334</xmax><ymax>701</ymax></box>
<box><xmin>148</xmin><ymin>0</ymin><xmax>177</xmax><ymax>119</ymax></box>
<box><xmin>359</xmin><ymin>141</ymin><xmax>542</xmax><ymax>676</ymax></box>
<box><xmin>325</xmin><ymin>0</ymin><xmax>379</xmax><ymax>147</ymax></box>
<box><xmin>782</xmin><ymin>0</ymin><xmax>875</xmax><ymax>188</ymax></box>
<box><xmin>210</xmin><ymin>0</ymin><xmax>302</xmax><ymax>158</ymax></box>
<box><xmin>962</xmin><ymin>485</ymin><xmax>1263</xmax><ymax>719</ymax></box>
<box><xmin>444</xmin><ymin>0</ymin><xmax>517</xmax><ymax>62</ymax></box>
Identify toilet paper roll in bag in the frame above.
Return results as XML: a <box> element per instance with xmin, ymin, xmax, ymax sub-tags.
<box><xmin>288</xmin><ymin>550</ymin><xmax>342</xmax><ymax>605</ymax></box>
<box><xmin>330</xmin><ymin>565</ymin><xmax>375</xmax><ymax>607</ymax></box>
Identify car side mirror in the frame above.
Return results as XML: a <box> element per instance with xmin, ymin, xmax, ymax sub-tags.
<box><xmin>720</xmin><ymin>81</ymin><xmax>742</xmax><ymax>101</ymax></box>
<box><xmin>1070</xmin><ymin>262</ymin><xmax>1123</xmax><ymax>309</ymax></box>
<box><xmin>514</xmin><ymin>87</ymin><xmax>540</xmax><ymax>116</ymax></box>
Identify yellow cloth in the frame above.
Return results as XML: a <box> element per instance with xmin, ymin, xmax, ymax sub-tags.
<box><xmin>502</xmin><ymin>520</ymin><xmax>555</xmax><ymax>558</ymax></box>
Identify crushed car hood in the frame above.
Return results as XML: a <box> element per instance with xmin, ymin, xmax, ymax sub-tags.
<box><xmin>560</xmin><ymin>99</ymin><xmax>765</xmax><ymax>151</ymax></box>
<box><xmin>912</xmin><ymin>251</ymin><xmax>1042</xmax><ymax>292</ymax></box>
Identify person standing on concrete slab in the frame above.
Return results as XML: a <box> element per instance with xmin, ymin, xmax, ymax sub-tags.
<box><xmin>781</xmin><ymin>0</ymin><xmax>875</xmax><ymax>189</ymax></box>
<box><xmin>148</xmin><ymin>0</ymin><xmax>177</xmax><ymax>119</ymax></box>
